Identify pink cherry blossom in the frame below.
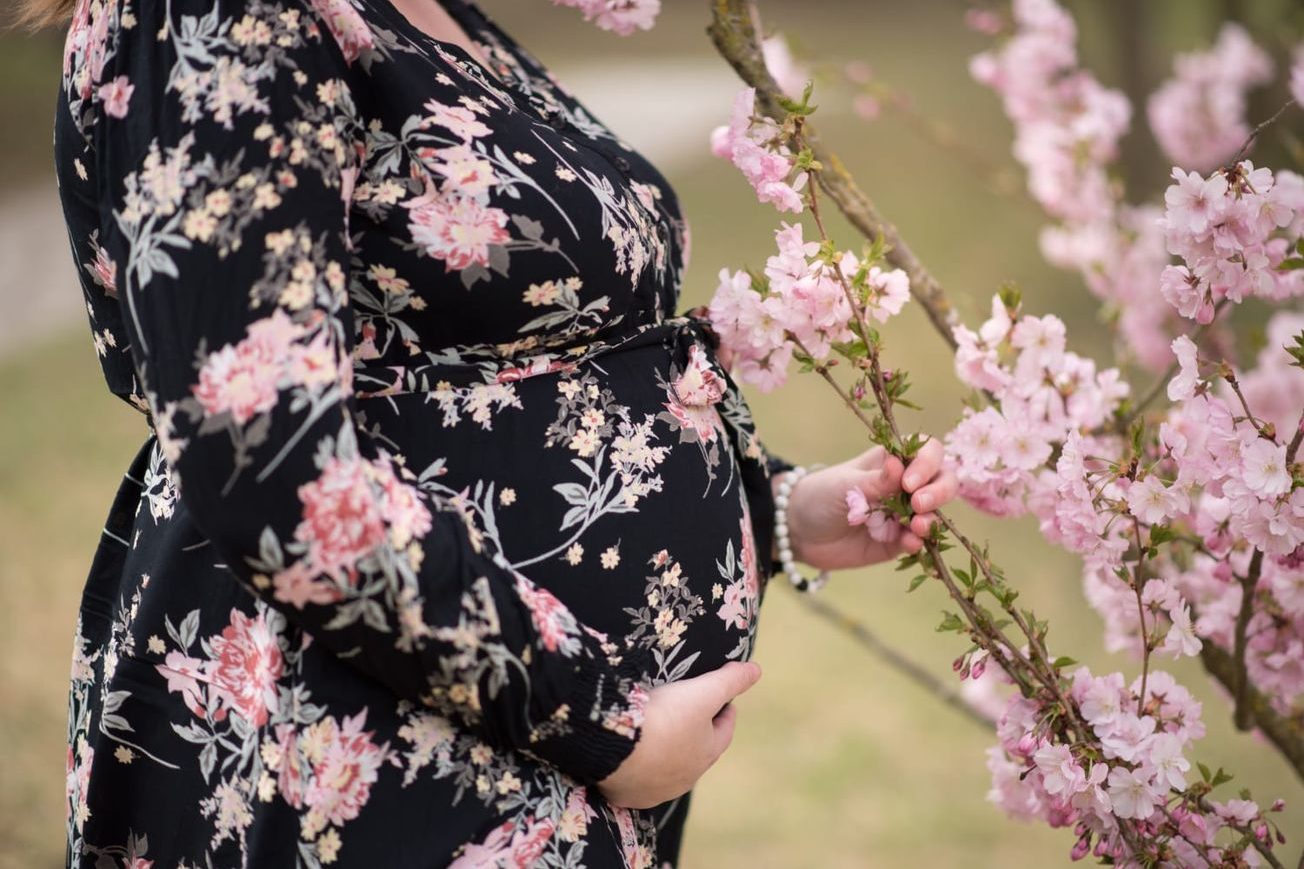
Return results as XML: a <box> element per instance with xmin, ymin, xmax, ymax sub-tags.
<box><xmin>1034</xmin><ymin>743</ymin><xmax>1086</xmax><ymax>796</ymax></box>
<box><xmin>1167</xmin><ymin>335</ymin><xmax>1201</xmax><ymax>401</ymax></box>
<box><xmin>761</xmin><ymin>34</ymin><xmax>809</xmax><ymax>99</ymax></box>
<box><xmin>1105</xmin><ymin>765</ymin><xmax>1158</xmax><ymax>820</ymax></box>
<box><xmin>845</xmin><ymin>487</ymin><xmax>903</xmax><ymax>544</ymax></box>
<box><xmin>864</xmin><ymin>265</ymin><xmax>910</xmax><ymax>323</ymax></box>
<box><xmin>552</xmin><ymin>0</ymin><xmax>660</xmax><ymax>36</ymax></box>
<box><xmin>1165</xmin><ymin>167</ymin><xmax>1228</xmax><ymax>235</ymax></box>
<box><xmin>1240</xmin><ymin>437</ymin><xmax>1291</xmax><ymax>497</ymax></box>
<box><xmin>1125</xmin><ymin>475</ymin><xmax>1188</xmax><ymax>525</ymax></box>
<box><xmin>712</xmin><ymin>88</ymin><xmax>806</xmax><ymax>214</ymax></box>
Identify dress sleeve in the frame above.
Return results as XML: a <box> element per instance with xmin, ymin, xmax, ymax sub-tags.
<box><xmin>83</xmin><ymin>0</ymin><xmax>646</xmax><ymax>784</ymax></box>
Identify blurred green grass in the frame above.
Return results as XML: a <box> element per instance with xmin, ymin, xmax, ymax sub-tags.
<box><xmin>3</xmin><ymin>1</ymin><xmax>1304</xmax><ymax>867</ymax></box>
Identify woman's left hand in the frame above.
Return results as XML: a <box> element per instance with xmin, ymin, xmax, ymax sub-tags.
<box><xmin>783</xmin><ymin>438</ymin><xmax>958</xmax><ymax>570</ymax></box>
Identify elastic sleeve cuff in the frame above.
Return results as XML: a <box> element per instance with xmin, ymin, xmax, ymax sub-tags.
<box><xmin>767</xmin><ymin>452</ymin><xmax>796</xmax><ymax>477</ymax></box>
<box><xmin>527</xmin><ymin>641</ymin><xmax>654</xmax><ymax>784</ymax></box>
<box><xmin>767</xmin><ymin>455</ymin><xmax>795</xmax><ymax>578</ymax></box>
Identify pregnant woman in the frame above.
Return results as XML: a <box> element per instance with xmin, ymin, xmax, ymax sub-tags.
<box><xmin>39</xmin><ymin>0</ymin><xmax>958</xmax><ymax>864</ymax></box>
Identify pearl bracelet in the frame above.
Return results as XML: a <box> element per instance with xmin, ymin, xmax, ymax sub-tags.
<box><xmin>774</xmin><ymin>466</ymin><xmax>830</xmax><ymax>592</ymax></box>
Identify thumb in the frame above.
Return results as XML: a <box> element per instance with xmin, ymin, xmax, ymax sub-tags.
<box><xmin>854</xmin><ymin>457</ymin><xmax>903</xmax><ymax>502</ymax></box>
<box><xmin>693</xmin><ymin>661</ymin><xmax>762</xmax><ymax>710</ymax></box>
<box><xmin>708</xmin><ymin>700</ymin><xmax>739</xmax><ymax>760</ymax></box>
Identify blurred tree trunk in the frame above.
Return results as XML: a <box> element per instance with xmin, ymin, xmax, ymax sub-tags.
<box><xmin>1106</xmin><ymin>0</ymin><xmax>1158</xmax><ymax>200</ymax></box>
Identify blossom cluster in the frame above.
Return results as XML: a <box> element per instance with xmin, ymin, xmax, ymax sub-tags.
<box><xmin>1147</xmin><ymin>24</ymin><xmax>1275</xmax><ymax>173</ymax></box>
<box><xmin>708</xmin><ymin>223</ymin><xmax>909</xmax><ymax>391</ymax></box>
<box><xmin>1159</xmin><ymin>161</ymin><xmax>1304</xmax><ymax>322</ymax></box>
<box><xmin>550</xmin><ymin>0</ymin><xmax>660</xmax><ymax>36</ymax></box>
<box><xmin>945</xmin><ymin>294</ymin><xmax>1129</xmax><ymax>517</ymax></box>
<box><xmin>711</xmin><ymin>88</ymin><xmax>807</xmax><ymax>214</ymax></box>
<box><xmin>985</xmin><ymin>664</ymin><xmax>1282</xmax><ymax>865</ymax></box>
<box><xmin>1104</xmin><ymin>312</ymin><xmax>1304</xmax><ymax>713</ymax></box>
<box><xmin>968</xmin><ymin>0</ymin><xmax>1184</xmax><ymax>372</ymax></box>
<box><xmin>968</xmin><ymin>0</ymin><xmax>1129</xmax><ymax>227</ymax></box>
<box><xmin>943</xmin><ymin>285</ymin><xmax>1302</xmax><ymax>856</ymax></box>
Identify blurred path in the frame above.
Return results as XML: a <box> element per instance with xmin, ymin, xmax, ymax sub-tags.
<box><xmin>0</xmin><ymin>59</ymin><xmax>739</xmax><ymax>358</ymax></box>
<box><xmin>0</xmin><ymin>184</ymin><xmax>83</xmax><ymax>356</ymax></box>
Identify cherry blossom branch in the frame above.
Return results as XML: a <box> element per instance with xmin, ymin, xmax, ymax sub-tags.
<box><xmin>1129</xmin><ymin>519</ymin><xmax>1153</xmax><ymax>717</ymax></box>
<box><xmin>1288</xmin><ymin>412</ymin><xmax>1304</xmax><ymax>465</ymax></box>
<box><xmin>707</xmin><ymin>0</ymin><xmax>960</xmax><ymax>350</ymax></box>
<box><xmin>1229</xmin><ymin>98</ymin><xmax>1299</xmax><ymax>166</ymax></box>
<box><xmin>1230</xmin><ymin>550</ymin><xmax>1267</xmax><ymax>731</ymax></box>
<box><xmin>705</xmin><ymin>3</ymin><xmax>1302</xmax><ymax>861</ymax></box>
<box><xmin>791</xmin><ymin>331</ymin><xmax>1045</xmax><ymax>704</ymax></box>
<box><xmin>802</xmin><ymin>172</ymin><xmax>1092</xmax><ymax>744</ymax></box>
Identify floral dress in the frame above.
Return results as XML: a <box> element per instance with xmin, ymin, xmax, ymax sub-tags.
<box><xmin>54</xmin><ymin>0</ymin><xmax>787</xmax><ymax>865</ymax></box>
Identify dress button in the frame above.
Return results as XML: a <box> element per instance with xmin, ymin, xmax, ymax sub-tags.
<box><xmin>613</xmin><ymin>155</ymin><xmax>632</xmax><ymax>173</ymax></box>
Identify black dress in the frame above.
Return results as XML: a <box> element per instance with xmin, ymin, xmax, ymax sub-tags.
<box><xmin>54</xmin><ymin>0</ymin><xmax>787</xmax><ymax>865</ymax></box>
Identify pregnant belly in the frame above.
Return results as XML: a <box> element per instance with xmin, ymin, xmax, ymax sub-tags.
<box><xmin>354</xmin><ymin>336</ymin><xmax>766</xmax><ymax>682</ymax></box>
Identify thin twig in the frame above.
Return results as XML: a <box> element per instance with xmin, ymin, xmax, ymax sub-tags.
<box><xmin>1130</xmin><ymin>519</ymin><xmax>1152</xmax><ymax>717</ymax></box>
<box><xmin>1229</xmin><ymin>99</ymin><xmax>1298</xmax><ymax>166</ymax></box>
<box><xmin>789</xmin><ymin>588</ymin><xmax>995</xmax><ymax>730</ymax></box>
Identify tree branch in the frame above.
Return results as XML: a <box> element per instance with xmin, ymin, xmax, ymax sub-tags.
<box><xmin>1198</xmin><ymin>638</ymin><xmax>1304</xmax><ymax>787</ymax></box>
<box><xmin>706</xmin><ymin>0</ymin><xmax>959</xmax><ymax>350</ymax></box>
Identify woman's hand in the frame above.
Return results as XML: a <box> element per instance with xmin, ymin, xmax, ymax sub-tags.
<box><xmin>597</xmin><ymin>661</ymin><xmax>762</xmax><ymax>809</ymax></box>
<box><xmin>784</xmin><ymin>439</ymin><xmax>958</xmax><ymax>570</ymax></box>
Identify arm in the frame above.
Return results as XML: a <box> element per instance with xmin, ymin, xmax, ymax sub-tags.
<box><xmin>82</xmin><ymin>0</ymin><xmax>644</xmax><ymax>783</ymax></box>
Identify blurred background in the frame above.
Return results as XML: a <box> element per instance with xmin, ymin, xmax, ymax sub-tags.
<box><xmin>2</xmin><ymin>1</ymin><xmax>1303</xmax><ymax>866</ymax></box>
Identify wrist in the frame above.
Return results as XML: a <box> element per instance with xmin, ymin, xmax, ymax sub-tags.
<box><xmin>772</xmin><ymin>467</ymin><xmax>828</xmax><ymax>592</ymax></box>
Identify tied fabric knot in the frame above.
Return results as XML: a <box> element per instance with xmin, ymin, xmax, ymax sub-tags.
<box><xmin>664</xmin><ymin>307</ymin><xmax>729</xmax><ymax>410</ymax></box>
<box><xmin>669</xmin><ymin>343</ymin><xmax>726</xmax><ymax>408</ymax></box>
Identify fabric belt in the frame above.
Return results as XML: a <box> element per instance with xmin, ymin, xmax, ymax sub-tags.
<box><xmin>350</xmin><ymin>311</ymin><xmax>721</xmax><ymax>398</ymax></box>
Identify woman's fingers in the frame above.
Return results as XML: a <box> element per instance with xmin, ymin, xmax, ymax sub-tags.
<box><xmin>899</xmin><ymin>531</ymin><xmax>924</xmax><ymax>554</ymax></box>
<box><xmin>909</xmin><ymin>512</ymin><xmax>936</xmax><ymax>538</ymax></box>
<box><xmin>911</xmin><ymin>469</ymin><xmax>958</xmax><ymax>514</ymax></box>
<box><xmin>902</xmin><ymin>437</ymin><xmax>944</xmax><ymax>493</ymax></box>
<box><xmin>868</xmin><ymin>455</ymin><xmax>904</xmax><ymax>498</ymax></box>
